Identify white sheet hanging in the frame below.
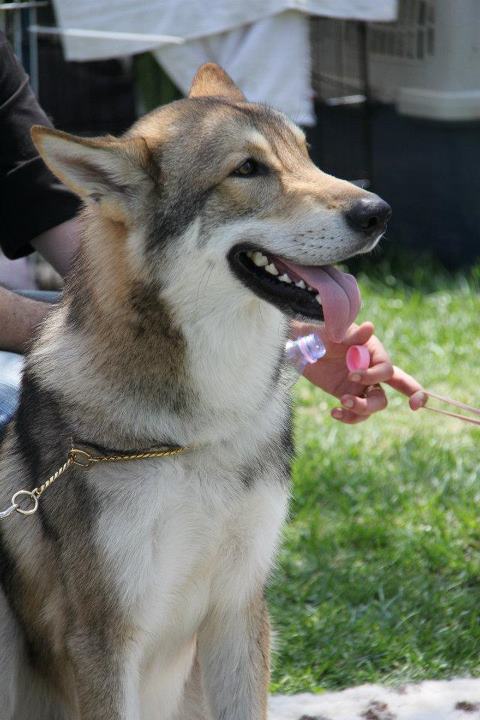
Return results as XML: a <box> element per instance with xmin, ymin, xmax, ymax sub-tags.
<box><xmin>154</xmin><ymin>12</ymin><xmax>315</xmax><ymax>125</ymax></box>
<box><xmin>51</xmin><ymin>0</ymin><xmax>398</xmax><ymax>62</ymax></box>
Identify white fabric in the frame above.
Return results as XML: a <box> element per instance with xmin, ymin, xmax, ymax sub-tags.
<box><xmin>51</xmin><ymin>0</ymin><xmax>397</xmax><ymax>129</ymax></box>
<box><xmin>269</xmin><ymin>679</ymin><xmax>480</xmax><ymax>719</ymax></box>
<box><xmin>52</xmin><ymin>0</ymin><xmax>398</xmax><ymax>61</ymax></box>
<box><xmin>154</xmin><ymin>12</ymin><xmax>314</xmax><ymax>125</ymax></box>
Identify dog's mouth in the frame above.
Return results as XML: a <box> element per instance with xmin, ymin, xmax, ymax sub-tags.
<box><xmin>228</xmin><ymin>244</ymin><xmax>361</xmax><ymax>342</ymax></box>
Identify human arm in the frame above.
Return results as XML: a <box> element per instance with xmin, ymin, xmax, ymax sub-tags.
<box><xmin>0</xmin><ymin>216</ymin><xmax>80</xmax><ymax>353</ymax></box>
<box><xmin>0</xmin><ymin>215</ymin><xmax>80</xmax><ymax>352</ymax></box>
<box><xmin>0</xmin><ymin>286</ymin><xmax>51</xmax><ymax>353</ymax></box>
<box><xmin>31</xmin><ymin>217</ymin><xmax>81</xmax><ymax>276</ymax></box>
<box><xmin>0</xmin><ymin>34</ymin><xmax>81</xmax><ymax>352</ymax></box>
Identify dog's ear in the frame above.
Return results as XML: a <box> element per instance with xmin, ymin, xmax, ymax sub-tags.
<box><xmin>188</xmin><ymin>63</ymin><xmax>245</xmax><ymax>102</ymax></box>
<box><xmin>31</xmin><ymin>126</ymin><xmax>154</xmax><ymax>207</ymax></box>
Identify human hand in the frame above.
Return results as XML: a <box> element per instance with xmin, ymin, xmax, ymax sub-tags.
<box><xmin>0</xmin><ymin>286</ymin><xmax>50</xmax><ymax>354</ymax></box>
<box><xmin>294</xmin><ymin>321</ymin><xmax>424</xmax><ymax>424</ymax></box>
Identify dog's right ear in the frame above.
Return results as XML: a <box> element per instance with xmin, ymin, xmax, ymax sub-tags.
<box><xmin>31</xmin><ymin>126</ymin><xmax>154</xmax><ymax>206</ymax></box>
<box><xmin>188</xmin><ymin>63</ymin><xmax>246</xmax><ymax>102</ymax></box>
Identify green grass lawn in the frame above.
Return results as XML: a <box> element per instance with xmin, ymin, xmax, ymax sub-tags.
<box><xmin>268</xmin><ymin>263</ymin><xmax>480</xmax><ymax>694</ymax></box>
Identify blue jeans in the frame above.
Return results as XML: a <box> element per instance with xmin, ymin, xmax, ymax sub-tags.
<box><xmin>0</xmin><ymin>291</ymin><xmax>59</xmax><ymax>428</ymax></box>
<box><xmin>0</xmin><ymin>351</ymin><xmax>23</xmax><ymax>425</ymax></box>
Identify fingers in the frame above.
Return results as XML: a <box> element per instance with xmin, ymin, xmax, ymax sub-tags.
<box><xmin>347</xmin><ymin>361</ymin><xmax>394</xmax><ymax>386</ymax></box>
<box><xmin>340</xmin><ymin>387</ymin><xmax>388</xmax><ymax>416</ymax></box>
<box><xmin>331</xmin><ymin>407</ymin><xmax>370</xmax><ymax>424</ymax></box>
<box><xmin>333</xmin><ymin>368</ymin><xmax>425</xmax><ymax>424</ymax></box>
<box><xmin>387</xmin><ymin>366</ymin><xmax>424</xmax><ymax>407</ymax></box>
<box><xmin>342</xmin><ymin>321</ymin><xmax>375</xmax><ymax>347</ymax></box>
<box><xmin>332</xmin><ymin>386</ymin><xmax>388</xmax><ymax>424</ymax></box>
<box><xmin>324</xmin><ymin>322</ymin><xmax>426</xmax><ymax>423</ymax></box>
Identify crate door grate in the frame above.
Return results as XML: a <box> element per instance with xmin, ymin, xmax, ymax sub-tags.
<box><xmin>369</xmin><ymin>0</ymin><xmax>435</xmax><ymax>61</ymax></box>
<box><xmin>311</xmin><ymin>17</ymin><xmax>365</xmax><ymax>102</ymax></box>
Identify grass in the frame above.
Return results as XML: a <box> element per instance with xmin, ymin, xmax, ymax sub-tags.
<box><xmin>268</xmin><ymin>261</ymin><xmax>480</xmax><ymax>694</ymax></box>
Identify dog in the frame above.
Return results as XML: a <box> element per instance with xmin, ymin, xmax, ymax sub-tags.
<box><xmin>0</xmin><ymin>64</ymin><xmax>390</xmax><ymax>720</ymax></box>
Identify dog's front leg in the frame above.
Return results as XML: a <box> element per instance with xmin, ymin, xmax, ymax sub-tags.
<box><xmin>68</xmin><ymin>631</ymin><xmax>139</xmax><ymax>720</ymax></box>
<box><xmin>198</xmin><ymin>593</ymin><xmax>270</xmax><ymax>720</ymax></box>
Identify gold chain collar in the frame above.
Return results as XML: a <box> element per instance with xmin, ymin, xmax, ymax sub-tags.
<box><xmin>0</xmin><ymin>444</ymin><xmax>187</xmax><ymax>520</ymax></box>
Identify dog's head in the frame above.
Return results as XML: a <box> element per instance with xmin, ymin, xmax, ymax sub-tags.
<box><xmin>32</xmin><ymin>64</ymin><xmax>390</xmax><ymax>342</ymax></box>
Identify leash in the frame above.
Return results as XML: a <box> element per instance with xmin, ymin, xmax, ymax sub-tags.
<box><xmin>0</xmin><ymin>444</ymin><xmax>187</xmax><ymax>520</ymax></box>
<box><xmin>414</xmin><ymin>390</ymin><xmax>480</xmax><ymax>427</ymax></box>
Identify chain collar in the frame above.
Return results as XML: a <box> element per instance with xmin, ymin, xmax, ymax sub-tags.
<box><xmin>0</xmin><ymin>443</ymin><xmax>187</xmax><ymax>520</ymax></box>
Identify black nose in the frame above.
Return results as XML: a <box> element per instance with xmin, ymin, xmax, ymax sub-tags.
<box><xmin>345</xmin><ymin>196</ymin><xmax>392</xmax><ymax>234</ymax></box>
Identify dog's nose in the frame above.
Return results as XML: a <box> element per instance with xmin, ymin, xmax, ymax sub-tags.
<box><xmin>345</xmin><ymin>196</ymin><xmax>392</xmax><ymax>234</ymax></box>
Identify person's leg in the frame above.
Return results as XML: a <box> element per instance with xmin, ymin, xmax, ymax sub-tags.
<box><xmin>0</xmin><ymin>351</ymin><xmax>23</xmax><ymax>429</ymax></box>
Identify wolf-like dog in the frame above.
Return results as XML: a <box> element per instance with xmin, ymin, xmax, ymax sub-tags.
<box><xmin>0</xmin><ymin>64</ymin><xmax>390</xmax><ymax>720</ymax></box>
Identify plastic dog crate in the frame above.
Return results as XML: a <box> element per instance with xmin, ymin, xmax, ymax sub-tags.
<box><xmin>312</xmin><ymin>0</ymin><xmax>480</xmax><ymax>121</ymax></box>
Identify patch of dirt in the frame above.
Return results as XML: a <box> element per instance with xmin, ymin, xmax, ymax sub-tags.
<box><xmin>361</xmin><ymin>700</ymin><xmax>397</xmax><ymax>720</ymax></box>
<box><xmin>455</xmin><ymin>701</ymin><xmax>480</xmax><ymax>713</ymax></box>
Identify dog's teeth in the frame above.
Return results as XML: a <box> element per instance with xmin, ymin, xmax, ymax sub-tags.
<box><xmin>253</xmin><ymin>252</ymin><xmax>268</xmax><ymax>267</ymax></box>
<box><xmin>265</xmin><ymin>263</ymin><xmax>279</xmax><ymax>276</ymax></box>
<box><xmin>315</xmin><ymin>294</ymin><xmax>323</xmax><ymax>305</ymax></box>
<box><xmin>295</xmin><ymin>280</ymin><xmax>306</xmax><ymax>289</ymax></box>
<box><xmin>279</xmin><ymin>273</ymin><xmax>292</xmax><ymax>284</ymax></box>
<box><xmin>307</xmin><ymin>285</ymin><xmax>314</xmax><ymax>292</ymax></box>
<box><xmin>247</xmin><ymin>250</ymin><xmax>253</xmax><ymax>259</ymax></box>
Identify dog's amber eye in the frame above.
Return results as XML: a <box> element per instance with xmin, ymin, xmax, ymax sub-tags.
<box><xmin>232</xmin><ymin>159</ymin><xmax>259</xmax><ymax>177</ymax></box>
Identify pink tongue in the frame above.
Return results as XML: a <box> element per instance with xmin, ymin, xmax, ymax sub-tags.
<box><xmin>280</xmin><ymin>260</ymin><xmax>362</xmax><ymax>342</ymax></box>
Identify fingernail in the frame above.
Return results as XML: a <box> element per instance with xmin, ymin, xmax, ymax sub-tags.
<box><xmin>410</xmin><ymin>390</ymin><xmax>427</xmax><ymax>410</ymax></box>
<box><xmin>332</xmin><ymin>408</ymin><xmax>343</xmax><ymax>419</ymax></box>
<box><xmin>350</xmin><ymin>373</ymin><xmax>361</xmax><ymax>383</ymax></box>
<box><xmin>342</xmin><ymin>397</ymin><xmax>354</xmax><ymax>409</ymax></box>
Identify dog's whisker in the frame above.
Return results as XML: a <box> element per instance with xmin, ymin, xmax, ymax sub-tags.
<box><xmin>194</xmin><ymin>263</ymin><xmax>216</xmax><ymax>304</ymax></box>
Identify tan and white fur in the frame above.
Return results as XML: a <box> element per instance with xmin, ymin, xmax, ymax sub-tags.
<box><xmin>0</xmin><ymin>64</ymin><xmax>389</xmax><ymax>720</ymax></box>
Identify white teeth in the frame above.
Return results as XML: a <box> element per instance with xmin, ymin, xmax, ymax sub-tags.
<box><xmin>315</xmin><ymin>294</ymin><xmax>323</xmax><ymax>305</ymax></box>
<box><xmin>265</xmin><ymin>263</ymin><xmax>279</xmax><ymax>276</ymax></box>
<box><xmin>307</xmin><ymin>285</ymin><xmax>314</xmax><ymax>292</ymax></box>
<box><xmin>253</xmin><ymin>252</ymin><xmax>268</xmax><ymax>267</ymax></box>
<box><xmin>295</xmin><ymin>280</ymin><xmax>306</xmax><ymax>289</ymax></box>
<box><xmin>279</xmin><ymin>273</ymin><xmax>292</xmax><ymax>284</ymax></box>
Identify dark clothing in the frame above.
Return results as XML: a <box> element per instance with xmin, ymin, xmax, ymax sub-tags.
<box><xmin>0</xmin><ymin>33</ymin><xmax>80</xmax><ymax>259</ymax></box>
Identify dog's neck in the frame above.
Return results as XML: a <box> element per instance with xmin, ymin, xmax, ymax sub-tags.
<box><xmin>29</xmin><ymin>216</ymin><xmax>291</xmax><ymax>449</ymax></box>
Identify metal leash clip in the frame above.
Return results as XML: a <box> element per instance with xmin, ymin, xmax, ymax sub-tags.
<box><xmin>0</xmin><ymin>490</ymin><xmax>39</xmax><ymax>518</ymax></box>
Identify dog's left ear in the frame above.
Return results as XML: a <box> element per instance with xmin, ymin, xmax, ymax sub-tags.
<box><xmin>188</xmin><ymin>63</ymin><xmax>246</xmax><ymax>102</ymax></box>
<box><xmin>31</xmin><ymin>126</ymin><xmax>154</xmax><ymax>207</ymax></box>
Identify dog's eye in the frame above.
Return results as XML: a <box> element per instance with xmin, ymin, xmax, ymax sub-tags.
<box><xmin>232</xmin><ymin>159</ymin><xmax>261</xmax><ymax>177</ymax></box>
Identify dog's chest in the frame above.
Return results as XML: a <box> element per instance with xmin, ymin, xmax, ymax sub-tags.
<box><xmin>95</xmin><ymin>450</ymin><xmax>289</xmax><ymax>653</ymax></box>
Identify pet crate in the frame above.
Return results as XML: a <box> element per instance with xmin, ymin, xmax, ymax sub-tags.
<box><xmin>311</xmin><ymin>0</ymin><xmax>480</xmax><ymax>121</ymax></box>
